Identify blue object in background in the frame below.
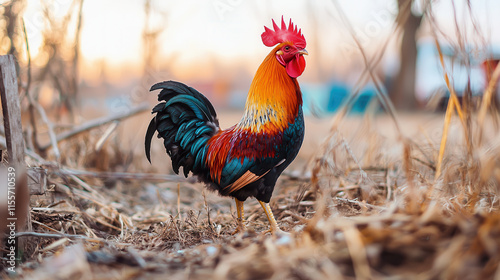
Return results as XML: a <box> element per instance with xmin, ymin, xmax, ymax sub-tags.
<box><xmin>327</xmin><ymin>83</ymin><xmax>349</xmax><ymax>112</ymax></box>
<box><xmin>351</xmin><ymin>86</ymin><xmax>377</xmax><ymax>114</ymax></box>
<box><xmin>301</xmin><ymin>83</ymin><xmax>330</xmax><ymax>116</ymax></box>
<box><xmin>327</xmin><ymin>83</ymin><xmax>378</xmax><ymax>114</ymax></box>
<box><xmin>301</xmin><ymin>82</ymin><xmax>379</xmax><ymax>116</ymax></box>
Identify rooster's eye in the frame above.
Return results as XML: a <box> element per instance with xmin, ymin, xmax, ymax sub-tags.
<box><xmin>284</xmin><ymin>46</ymin><xmax>290</xmax><ymax>51</ymax></box>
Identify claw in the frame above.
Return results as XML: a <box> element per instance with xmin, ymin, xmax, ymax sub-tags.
<box><xmin>262</xmin><ymin>227</ymin><xmax>289</xmax><ymax>236</ymax></box>
<box><xmin>261</xmin><ymin>228</ymin><xmax>286</xmax><ymax>235</ymax></box>
<box><xmin>258</xmin><ymin>200</ymin><xmax>286</xmax><ymax>235</ymax></box>
<box><xmin>232</xmin><ymin>218</ymin><xmax>247</xmax><ymax>235</ymax></box>
<box><xmin>232</xmin><ymin>198</ymin><xmax>247</xmax><ymax>235</ymax></box>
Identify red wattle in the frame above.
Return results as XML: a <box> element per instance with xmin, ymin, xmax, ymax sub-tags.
<box><xmin>286</xmin><ymin>54</ymin><xmax>306</xmax><ymax>78</ymax></box>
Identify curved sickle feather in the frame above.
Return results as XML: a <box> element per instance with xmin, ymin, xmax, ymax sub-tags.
<box><xmin>145</xmin><ymin>117</ymin><xmax>157</xmax><ymax>163</ymax></box>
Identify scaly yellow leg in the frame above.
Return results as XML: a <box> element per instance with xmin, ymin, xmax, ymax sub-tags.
<box><xmin>232</xmin><ymin>198</ymin><xmax>247</xmax><ymax>234</ymax></box>
<box><xmin>258</xmin><ymin>200</ymin><xmax>285</xmax><ymax>235</ymax></box>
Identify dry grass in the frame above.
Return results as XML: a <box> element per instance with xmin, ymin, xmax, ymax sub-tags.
<box><xmin>5</xmin><ymin>109</ymin><xmax>500</xmax><ymax>280</ymax></box>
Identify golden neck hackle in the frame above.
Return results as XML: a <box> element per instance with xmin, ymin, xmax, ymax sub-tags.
<box><xmin>238</xmin><ymin>44</ymin><xmax>302</xmax><ymax>132</ymax></box>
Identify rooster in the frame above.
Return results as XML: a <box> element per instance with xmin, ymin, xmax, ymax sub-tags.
<box><xmin>145</xmin><ymin>17</ymin><xmax>307</xmax><ymax>234</ymax></box>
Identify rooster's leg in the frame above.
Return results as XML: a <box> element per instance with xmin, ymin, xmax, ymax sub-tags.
<box><xmin>258</xmin><ymin>201</ymin><xmax>285</xmax><ymax>235</ymax></box>
<box><xmin>232</xmin><ymin>198</ymin><xmax>247</xmax><ymax>234</ymax></box>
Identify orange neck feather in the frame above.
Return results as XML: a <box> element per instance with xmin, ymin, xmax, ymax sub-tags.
<box><xmin>238</xmin><ymin>44</ymin><xmax>302</xmax><ymax>132</ymax></box>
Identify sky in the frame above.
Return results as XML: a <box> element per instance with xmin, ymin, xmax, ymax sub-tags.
<box><xmin>18</xmin><ymin>0</ymin><xmax>500</xmax><ymax>85</ymax></box>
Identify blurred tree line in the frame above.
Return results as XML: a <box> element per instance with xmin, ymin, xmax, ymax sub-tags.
<box><xmin>1</xmin><ymin>0</ymin><xmax>84</xmax><ymax>121</ymax></box>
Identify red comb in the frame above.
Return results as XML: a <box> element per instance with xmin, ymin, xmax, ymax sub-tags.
<box><xmin>261</xmin><ymin>16</ymin><xmax>306</xmax><ymax>49</ymax></box>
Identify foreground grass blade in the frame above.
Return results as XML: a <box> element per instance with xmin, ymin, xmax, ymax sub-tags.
<box><xmin>478</xmin><ymin>59</ymin><xmax>500</xmax><ymax>127</ymax></box>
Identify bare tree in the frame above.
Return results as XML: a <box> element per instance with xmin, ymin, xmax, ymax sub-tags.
<box><xmin>36</xmin><ymin>0</ymin><xmax>84</xmax><ymax>121</ymax></box>
<box><xmin>389</xmin><ymin>0</ymin><xmax>422</xmax><ymax>111</ymax></box>
<box><xmin>1</xmin><ymin>0</ymin><xmax>27</xmax><ymax>80</ymax></box>
<box><xmin>2</xmin><ymin>1</ymin><xmax>24</xmax><ymax>57</ymax></box>
<box><xmin>141</xmin><ymin>0</ymin><xmax>166</xmax><ymax>87</ymax></box>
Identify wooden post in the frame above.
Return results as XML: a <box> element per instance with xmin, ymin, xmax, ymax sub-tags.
<box><xmin>0</xmin><ymin>55</ymin><xmax>30</xmax><ymax>256</ymax></box>
<box><xmin>0</xmin><ymin>54</ymin><xmax>25</xmax><ymax>166</ymax></box>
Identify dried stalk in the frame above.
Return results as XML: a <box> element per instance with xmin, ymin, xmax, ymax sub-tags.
<box><xmin>55</xmin><ymin>167</ymin><xmax>186</xmax><ymax>182</ymax></box>
<box><xmin>34</xmin><ymin>101</ymin><xmax>61</xmax><ymax>160</ymax></box>
<box><xmin>40</xmin><ymin>104</ymin><xmax>148</xmax><ymax>151</ymax></box>
<box><xmin>15</xmin><ymin>231</ymin><xmax>105</xmax><ymax>243</ymax></box>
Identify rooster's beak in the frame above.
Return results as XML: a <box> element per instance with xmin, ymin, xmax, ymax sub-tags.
<box><xmin>298</xmin><ymin>49</ymin><xmax>308</xmax><ymax>55</ymax></box>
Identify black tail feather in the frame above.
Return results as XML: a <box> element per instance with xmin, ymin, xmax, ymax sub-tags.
<box><xmin>145</xmin><ymin>80</ymin><xmax>219</xmax><ymax>177</ymax></box>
